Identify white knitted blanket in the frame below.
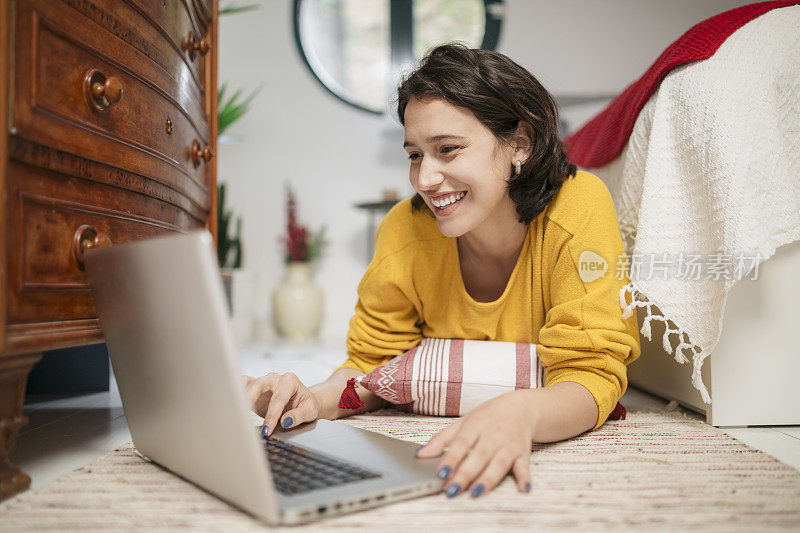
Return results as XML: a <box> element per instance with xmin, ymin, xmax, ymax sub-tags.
<box><xmin>592</xmin><ymin>6</ymin><xmax>800</xmax><ymax>404</ymax></box>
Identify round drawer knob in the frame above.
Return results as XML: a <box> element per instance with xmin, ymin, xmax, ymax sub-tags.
<box><xmin>83</xmin><ymin>69</ymin><xmax>123</xmax><ymax>112</ymax></box>
<box><xmin>188</xmin><ymin>32</ymin><xmax>211</xmax><ymax>58</ymax></box>
<box><xmin>72</xmin><ymin>225</ymin><xmax>112</xmax><ymax>271</ymax></box>
<box><xmin>191</xmin><ymin>140</ymin><xmax>214</xmax><ymax>166</ymax></box>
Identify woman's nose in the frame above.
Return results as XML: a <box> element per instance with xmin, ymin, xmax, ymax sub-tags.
<box><xmin>415</xmin><ymin>159</ymin><xmax>444</xmax><ymax>191</ymax></box>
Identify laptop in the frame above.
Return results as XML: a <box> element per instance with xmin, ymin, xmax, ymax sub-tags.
<box><xmin>84</xmin><ymin>230</ymin><xmax>441</xmax><ymax>525</ymax></box>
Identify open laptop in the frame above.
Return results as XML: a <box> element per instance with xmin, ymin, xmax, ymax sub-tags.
<box><xmin>84</xmin><ymin>230</ymin><xmax>441</xmax><ymax>525</ymax></box>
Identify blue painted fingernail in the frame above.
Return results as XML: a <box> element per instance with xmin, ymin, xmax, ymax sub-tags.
<box><xmin>261</xmin><ymin>425</ymin><xmax>269</xmax><ymax>438</ymax></box>
<box><xmin>525</xmin><ymin>482</ymin><xmax>531</xmax><ymax>492</ymax></box>
<box><xmin>471</xmin><ymin>484</ymin><xmax>485</xmax><ymax>498</ymax></box>
<box><xmin>437</xmin><ymin>465</ymin><xmax>451</xmax><ymax>480</ymax></box>
<box><xmin>415</xmin><ymin>446</ymin><xmax>425</xmax><ymax>455</ymax></box>
<box><xmin>282</xmin><ymin>417</ymin><xmax>293</xmax><ymax>428</ymax></box>
<box><xmin>445</xmin><ymin>483</ymin><xmax>461</xmax><ymax>498</ymax></box>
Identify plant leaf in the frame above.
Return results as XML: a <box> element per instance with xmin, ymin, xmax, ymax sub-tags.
<box><xmin>217</xmin><ymin>85</ymin><xmax>262</xmax><ymax>134</ymax></box>
<box><xmin>219</xmin><ymin>2</ymin><xmax>261</xmax><ymax>16</ymax></box>
<box><xmin>306</xmin><ymin>225</ymin><xmax>328</xmax><ymax>262</ymax></box>
<box><xmin>217</xmin><ymin>82</ymin><xmax>228</xmax><ymax>105</ymax></box>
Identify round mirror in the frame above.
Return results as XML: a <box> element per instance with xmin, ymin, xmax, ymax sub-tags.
<box><xmin>293</xmin><ymin>0</ymin><xmax>504</xmax><ymax>114</ymax></box>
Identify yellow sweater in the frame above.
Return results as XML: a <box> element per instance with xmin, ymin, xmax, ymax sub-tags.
<box><xmin>338</xmin><ymin>170</ymin><xmax>641</xmax><ymax>431</ymax></box>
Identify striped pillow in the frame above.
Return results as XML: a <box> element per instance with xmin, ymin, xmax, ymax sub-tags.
<box><xmin>355</xmin><ymin>338</ymin><xmax>545</xmax><ymax>416</ymax></box>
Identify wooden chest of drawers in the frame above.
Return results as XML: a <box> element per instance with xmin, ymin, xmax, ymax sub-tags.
<box><xmin>0</xmin><ymin>0</ymin><xmax>218</xmax><ymax>498</ymax></box>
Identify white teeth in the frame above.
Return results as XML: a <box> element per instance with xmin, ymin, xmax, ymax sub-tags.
<box><xmin>432</xmin><ymin>191</ymin><xmax>466</xmax><ymax>208</ymax></box>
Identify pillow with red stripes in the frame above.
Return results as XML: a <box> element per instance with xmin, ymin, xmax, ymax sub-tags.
<box><xmin>339</xmin><ymin>338</ymin><xmax>545</xmax><ymax>416</ymax></box>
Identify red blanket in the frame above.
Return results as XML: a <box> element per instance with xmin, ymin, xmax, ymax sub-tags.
<box><xmin>564</xmin><ymin>1</ymin><xmax>800</xmax><ymax>169</ymax></box>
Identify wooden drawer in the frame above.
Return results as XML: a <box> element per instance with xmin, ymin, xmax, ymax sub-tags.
<box><xmin>12</xmin><ymin>0</ymin><xmax>212</xmax><ymax>212</ymax></box>
<box><xmin>51</xmin><ymin>0</ymin><xmax>209</xmax><ymax>107</ymax></box>
<box><xmin>6</xmin><ymin>159</ymin><xmax>202</xmax><ymax>324</ymax></box>
<box><xmin>133</xmin><ymin>0</ymin><xmax>212</xmax><ymax>33</ymax></box>
<box><xmin>133</xmin><ymin>0</ymin><xmax>212</xmax><ymax>48</ymax></box>
<box><xmin>190</xmin><ymin>0</ymin><xmax>213</xmax><ymax>29</ymax></box>
<box><xmin>123</xmin><ymin>0</ymin><xmax>210</xmax><ymax>97</ymax></box>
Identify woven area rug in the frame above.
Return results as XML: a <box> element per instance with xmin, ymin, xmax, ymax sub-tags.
<box><xmin>1</xmin><ymin>403</ymin><xmax>799</xmax><ymax>532</ymax></box>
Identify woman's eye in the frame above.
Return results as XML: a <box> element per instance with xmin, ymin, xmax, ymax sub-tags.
<box><xmin>407</xmin><ymin>146</ymin><xmax>458</xmax><ymax>161</ymax></box>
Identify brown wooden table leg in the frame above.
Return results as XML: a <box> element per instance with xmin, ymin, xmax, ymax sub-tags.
<box><xmin>0</xmin><ymin>352</ymin><xmax>42</xmax><ymax>500</ymax></box>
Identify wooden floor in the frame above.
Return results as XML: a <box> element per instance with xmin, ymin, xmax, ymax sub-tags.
<box><xmin>10</xmin><ymin>343</ymin><xmax>800</xmax><ymax>491</ymax></box>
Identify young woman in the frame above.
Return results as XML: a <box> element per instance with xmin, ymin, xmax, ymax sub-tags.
<box><xmin>245</xmin><ymin>44</ymin><xmax>640</xmax><ymax>499</ymax></box>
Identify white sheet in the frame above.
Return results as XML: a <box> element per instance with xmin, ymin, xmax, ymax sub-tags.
<box><xmin>592</xmin><ymin>6</ymin><xmax>800</xmax><ymax>404</ymax></box>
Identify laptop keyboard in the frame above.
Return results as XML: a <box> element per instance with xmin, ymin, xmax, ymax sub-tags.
<box><xmin>263</xmin><ymin>437</ymin><xmax>382</xmax><ymax>495</ymax></box>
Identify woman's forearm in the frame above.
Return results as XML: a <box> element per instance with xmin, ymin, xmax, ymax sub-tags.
<box><xmin>520</xmin><ymin>381</ymin><xmax>599</xmax><ymax>443</ymax></box>
<box><xmin>310</xmin><ymin>368</ymin><xmax>384</xmax><ymax>420</ymax></box>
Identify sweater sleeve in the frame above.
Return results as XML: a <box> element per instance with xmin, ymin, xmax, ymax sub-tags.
<box><xmin>537</xmin><ymin>192</ymin><xmax>641</xmax><ymax>432</ymax></box>
<box><xmin>337</xmin><ymin>208</ymin><xmax>424</xmax><ymax>375</ymax></box>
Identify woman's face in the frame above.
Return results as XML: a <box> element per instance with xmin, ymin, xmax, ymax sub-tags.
<box><xmin>403</xmin><ymin>97</ymin><xmax>517</xmax><ymax>238</ymax></box>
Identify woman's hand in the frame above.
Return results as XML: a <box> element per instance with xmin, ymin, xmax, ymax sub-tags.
<box><xmin>415</xmin><ymin>391</ymin><xmax>537</xmax><ymax>498</ymax></box>
<box><xmin>243</xmin><ymin>372</ymin><xmax>321</xmax><ymax>436</ymax></box>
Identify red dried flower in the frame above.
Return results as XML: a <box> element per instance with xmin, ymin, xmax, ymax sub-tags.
<box><xmin>281</xmin><ymin>185</ymin><xmax>326</xmax><ymax>263</ymax></box>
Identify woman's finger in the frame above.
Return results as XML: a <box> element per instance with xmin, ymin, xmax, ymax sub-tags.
<box><xmin>511</xmin><ymin>455</ymin><xmax>532</xmax><ymax>493</ymax></box>
<box><xmin>434</xmin><ymin>424</ymin><xmax>480</xmax><ymax>482</ymax></box>
<box><xmin>247</xmin><ymin>374</ymin><xmax>278</xmax><ymax>415</ymax></box>
<box><xmin>280</xmin><ymin>397</ymin><xmax>317</xmax><ymax>429</ymax></box>
<box><xmin>463</xmin><ymin>445</ymin><xmax>518</xmax><ymax>497</ymax></box>
<box><xmin>263</xmin><ymin>374</ymin><xmax>301</xmax><ymax>435</ymax></box>
<box><xmin>445</xmin><ymin>439</ymin><xmax>512</xmax><ymax>498</ymax></box>
<box><xmin>415</xmin><ymin>419</ymin><xmax>462</xmax><ymax>459</ymax></box>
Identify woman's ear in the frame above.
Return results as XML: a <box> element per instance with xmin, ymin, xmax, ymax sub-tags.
<box><xmin>512</xmin><ymin>121</ymin><xmax>535</xmax><ymax>163</ymax></box>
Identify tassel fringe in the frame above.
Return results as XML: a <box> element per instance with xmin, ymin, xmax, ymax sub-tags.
<box><xmin>608</xmin><ymin>401</ymin><xmax>627</xmax><ymax>420</ymax></box>
<box><xmin>338</xmin><ymin>378</ymin><xmax>365</xmax><ymax>410</ymax></box>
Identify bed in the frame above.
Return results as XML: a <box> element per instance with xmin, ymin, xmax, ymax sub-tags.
<box><xmin>566</xmin><ymin>4</ymin><xmax>800</xmax><ymax>426</ymax></box>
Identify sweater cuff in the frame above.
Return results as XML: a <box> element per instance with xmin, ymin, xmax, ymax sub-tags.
<box><xmin>336</xmin><ymin>358</ymin><xmax>365</xmax><ymax>374</ymax></box>
<box><xmin>547</xmin><ymin>371</ymin><xmax>619</xmax><ymax>431</ymax></box>
<box><xmin>336</xmin><ymin>355</ymin><xmax>394</xmax><ymax>375</ymax></box>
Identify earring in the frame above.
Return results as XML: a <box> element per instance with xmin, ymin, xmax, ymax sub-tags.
<box><xmin>515</xmin><ymin>146</ymin><xmax>519</xmax><ymax>152</ymax></box>
<box><xmin>515</xmin><ymin>160</ymin><xmax>522</xmax><ymax>176</ymax></box>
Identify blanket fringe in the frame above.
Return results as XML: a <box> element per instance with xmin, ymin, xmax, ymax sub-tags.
<box><xmin>619</xmin><ymin>282</ymin><xmax>712</xmax><ymax>404</ymax></box>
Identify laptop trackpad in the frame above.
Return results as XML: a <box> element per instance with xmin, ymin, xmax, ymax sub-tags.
<box><xmin>269</xmin><ymin>419</ymin><xmax>438</xmax><ymax>481</ymax></box>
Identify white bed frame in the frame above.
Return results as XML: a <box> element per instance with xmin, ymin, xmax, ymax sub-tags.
<box><xmin>627</xmin><ymin>240</ymin><xmax>800</xmax><ymax>428</ymax></box>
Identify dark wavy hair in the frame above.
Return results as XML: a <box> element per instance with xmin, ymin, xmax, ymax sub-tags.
<box><xmin>396</xmin><ymin>43</ymin><xmax>576</xmax><ymax>224</ymax></box>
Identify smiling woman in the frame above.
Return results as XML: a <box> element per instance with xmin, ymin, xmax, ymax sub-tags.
<box><xmin>244</xmin><ymin>43</ymin><xmax>641</xmax><ymax>501</ymax></box>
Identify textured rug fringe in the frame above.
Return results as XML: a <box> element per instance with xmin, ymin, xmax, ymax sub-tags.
<box><xmin>625</xmin><ymin>400</ymin><xmax>692</xmax><ymax>419</ymax></box>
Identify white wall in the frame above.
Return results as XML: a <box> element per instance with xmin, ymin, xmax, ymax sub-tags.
<box><xmin>218</xmin><ymin>0</ymin><xmax>751</xmax><ymax>347</ymax></box>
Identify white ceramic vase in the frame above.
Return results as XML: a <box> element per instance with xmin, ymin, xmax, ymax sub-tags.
<box><xmin>272</xmin><ymin>262</ymin><xmax>323</xmax><ymax>342</ymax></box>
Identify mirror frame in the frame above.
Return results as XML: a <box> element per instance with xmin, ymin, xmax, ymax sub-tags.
<box><xmin>292</xmin><ymin>0</ymin><xmax>504</xmax><ymax>115</ymax></box>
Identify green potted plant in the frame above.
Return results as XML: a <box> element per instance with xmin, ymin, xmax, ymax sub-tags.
<box><xmin>216</xmin><ymin>0</ymin><xmax>261</xmax><ymax>266</ymax></box>
<box><xmin>217</xmin><ymin>181</ymin><xmax>255</xmax><ymax>343</ymax></box>
<box><xmin>216</xmin><ymin>1</ymin><xmax>262</xmax><ymax>344</ymax></box>
<box><xmin>218</xmin><ymin>181</ymin><xmax>242</xmax><ymax>301</ymax></box>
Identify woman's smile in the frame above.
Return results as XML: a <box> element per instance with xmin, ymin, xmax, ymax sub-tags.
<box><xmin>430</xmin><ymin>191</ymin><xmax>468</xmax><ymax>215</ymax></box>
